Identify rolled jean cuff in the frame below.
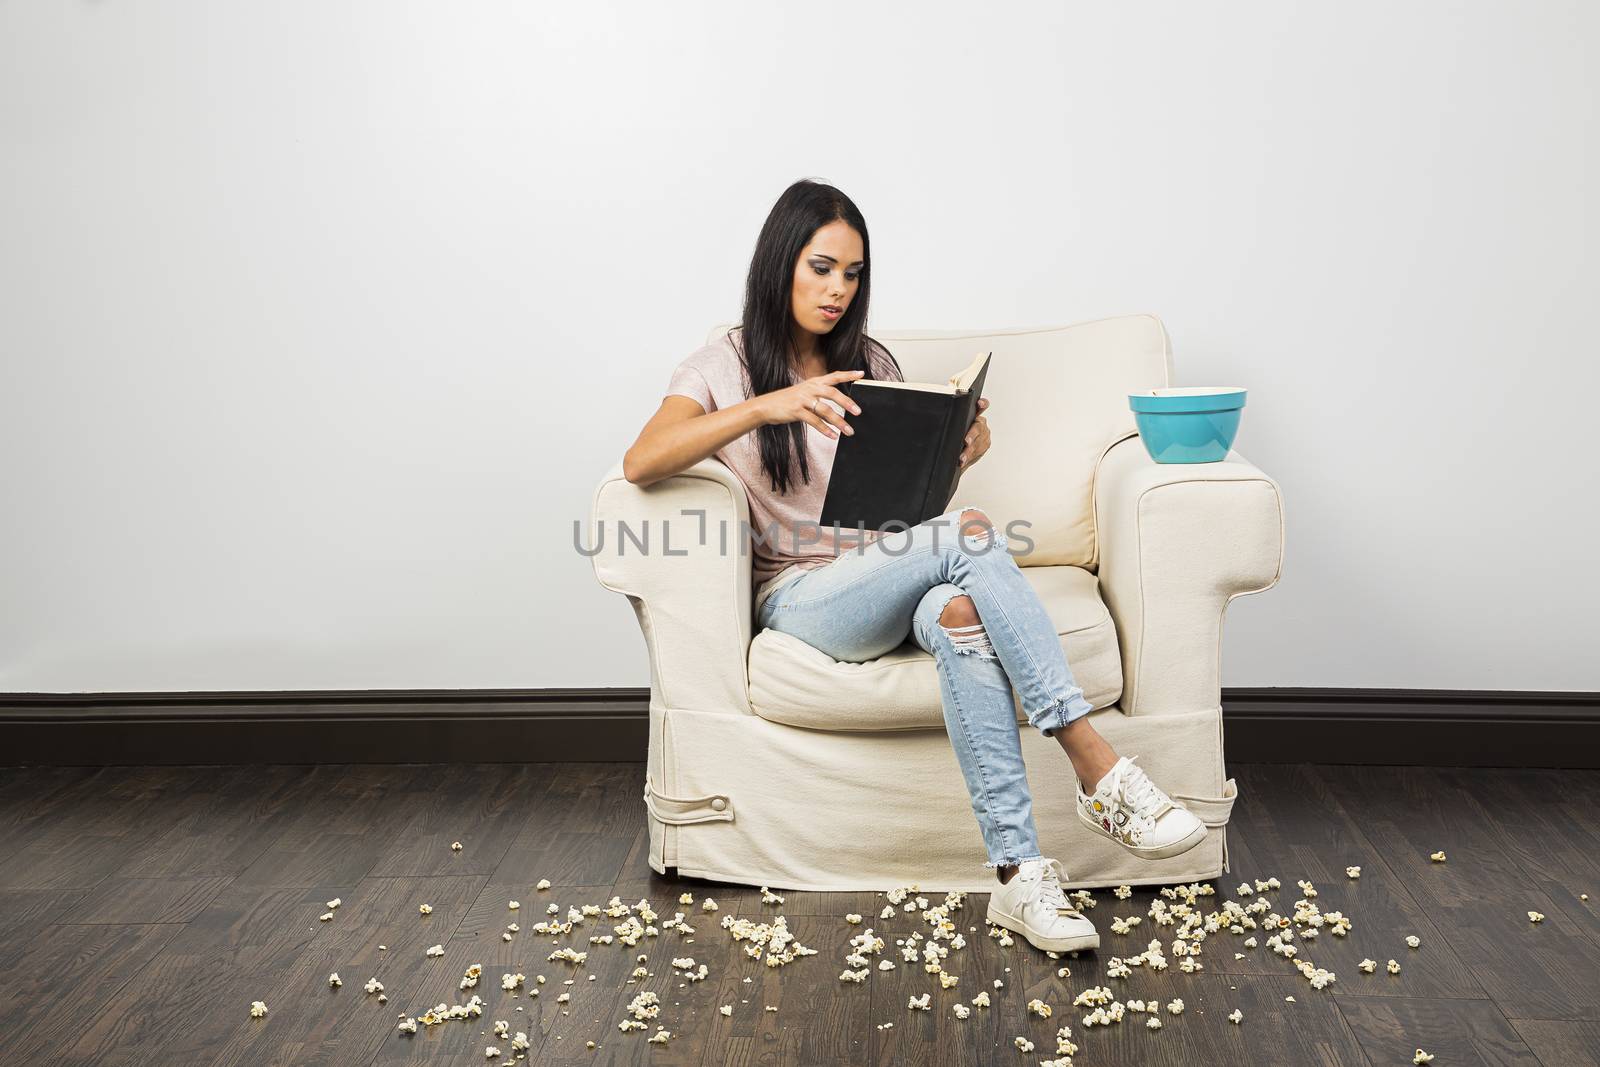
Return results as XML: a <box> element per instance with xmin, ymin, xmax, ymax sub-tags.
<box><xmin>983</xmin><ymin>852</ymin><xmax>1046</xmax><ymax>870</ymax></box>
<box><xmin>1033</xmin><ymin>690</ymin><xmax>1096</xmax><ymax>737</ymax></box>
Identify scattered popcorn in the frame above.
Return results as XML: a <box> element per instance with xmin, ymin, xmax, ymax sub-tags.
<box><xmin>647</xmin><ymin>1031</ymin><xmax>671</xmax><ymax>1044</ymax></box>
<box><xmin>1406</xmin><ymin>935</ymin><xmax>1421</xmax><ymax>948</ymax></box>
<box><xmin>1166</xmin><ymin>998</ymin><xmax>1184</xmax><ymax>1015</ymax></box>
<box><xmin>318</xmin><ymin>912</ymin><xmax>333</xmax><ymax>922</ymax></box>
<box><xmin>972</xmin><ymin>991</ymin><xmax>991</xmax><ymax>1008</ymax></box>
<box><xmin>952</xmin><ymin>1003</ymin><xmax>970</xmax><ymax>1019</ymax></box>
<box><xmin>1072</xmin><ymin>985</ymin><xmax>1114</xmax><ymax>1008</ymax></box>
<box><xmin>1430</xmin><ymin>851</ymin><xmax>1446</xmax><ymax>862</ymax></box>
<box><xmin>1346</xmin><ymin>866</ymin><xmax>1361</xmax><ymax>879</ymax></box>
<box><xmin>397</xmin><ymin>1017</ymin><xmax>417</xmax><ymax>1034</ymax></box>
<box><xmin>1228</xmin><ymin>1008</ymin><xmax>1243</xmax><ymax>1024</ymax></box>
<box><xmin>426</xmin><ymin>944</ymin><xmax>445</xmax><ymax>958</ymax></box>
<box><xmin>1014</xmin><ymin>1036</ymin><xmax>1035</xmax><ymax>1052</ymax></box>
<box><xmin>1387</xmin><ymin>959</ymin><xmax>1401</xmax><ymax>974</ymax></box>
<box><xmin>327</xmin><ymin>972</ymin><xmax>341</xmax><ymax>988</ymax></box>
<box><xmin>1528</xmin><ymin>910</ymin><xmax>1545</xmax><ymax>923</ymax></box>
<box><xmin>908</xmin><ymin>993</ymin><xmax>931</xmax><ymax>1011</ymax></box>
<box><xmin>1414</xmin><ymin>1050</ymin><xmax>1434</xmax><ymax>1064</ymax></box>
<box><xmin>845</xmin><ymin>913</ymin><xmax>862</xmax><ymax>924</ymax></box>
<box><xmin>1027</xmin><ymin>998</ymin><xmax>1053</xmax><ymax>1018</ymax></box>
<box><xmin>679</xmin><ymin>892</ymin><xmax>694</xmax><ymax>905</ymax></box>
<box><xmin>1114</xmin><ymin>885</ymin><xmax>1133</xmax><ymax>899</ymax></box>
<box><xmin>420</xmin><ymin>903</ymin><xmax>433</xmax><ymax>915</ymax></box>
<box><xmin>484</xmin><ymin>1047</ymin><xmax>500</xmax><ymax>1059</ymax></box>
<box><xmin>451</xmin><ymin>841</ymin><xmax>462</xmax><ymax>851</ymax></box>
<box><xmin>1285</xmin><ymin>995</ymin><xmax>1295</xmax><ymax>1003</ymax></box>
<box><xmin>508</xmin><ymin>900</ymin><xmax>519</xmax><ymax>910</ymax></box>
<box><xmin>536</xmin><ymin>878</ymin><xmax>551</xmax><ymax>889</ymax></box>
<box><xmin>326</xmin><ymin>897</ymin><xmax>341</xmax><ymax>909</ymax></box>
<box><xmin>719</xmin><ymin>1005</ymin><xmax>732</xmax><ymax>1016</ymax></box>
<box><xmin>1359</xmin><ymin>959</ymin><xmax>1377</xmax><ymax>973</ymax></box>
<box><xmin>702</xmin><ymin>898</ymin><xmax>719</xmax><ymax>912</ymax></box>
<box><xmin>249</xmin><ymin>1001</ymin><xmax>268</xmax><ymax>1018</ymax></box>
<box><xmin>364</xmin><ymin>977</ymin><xmax>384</xmax><ymax>994</ymax></box>
<box><xmin>1146</xmin><ymin>1015</ymin><xmax>1162</xmax><ymax>1030</ymax></box>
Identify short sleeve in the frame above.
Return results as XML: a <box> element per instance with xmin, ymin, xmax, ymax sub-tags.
<box><xmin>665</xmin><ymin>359</ymin><xmax>716</xmax><ymax>413</ymax></box>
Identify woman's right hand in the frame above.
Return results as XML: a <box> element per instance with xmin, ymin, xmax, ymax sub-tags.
<box><xmin>758</xmin><ymin>370</ymin><xmax>865</xmax><ymax>438</ymax></box>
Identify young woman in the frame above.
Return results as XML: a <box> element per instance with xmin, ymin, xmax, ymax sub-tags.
<box><xmin>624</xmin><ymin>179</ymin><xmax>1207</xmax><ymax>954</ymax></box>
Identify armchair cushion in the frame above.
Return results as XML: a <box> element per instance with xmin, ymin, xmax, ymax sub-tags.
<box><xmin>747</xmin><ymin>562</ymin><xmax>1122</xmax><ymax>730</ymax></box>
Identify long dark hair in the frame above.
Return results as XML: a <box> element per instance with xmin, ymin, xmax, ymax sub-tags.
<box><xmin>731</xmin><ymin>179</ymin><xmax>900</xmax><ymax>495</ymax></box>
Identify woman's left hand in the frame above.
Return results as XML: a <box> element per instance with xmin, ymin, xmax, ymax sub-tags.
<box><xmin>957</xmin><ymin>398</ymin><xmax>991</xmax><ymax>471</ymax></box>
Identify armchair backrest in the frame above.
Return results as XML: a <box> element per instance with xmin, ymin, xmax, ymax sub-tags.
<box><xmin>708</xmin><ymin>313</ymin><xmax>1172</xmax><ymax>569</ymax></box>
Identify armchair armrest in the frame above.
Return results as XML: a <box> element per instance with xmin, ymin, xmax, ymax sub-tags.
<box><xmin>589</xmin><ymin>457</ymin><xmax>756</xmax><ymax>716</ymax></box>
<box><xmin>1092</xmin><ymin>436</ymin><xmax>1285</xmax><ymax>716</ymax></box>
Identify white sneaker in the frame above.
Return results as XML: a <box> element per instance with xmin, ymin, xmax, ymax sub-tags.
<box><xmin>985</xmin><ymin>857</ymin><xmax>1100</xmax><ymax>953</ymax></box>
<box><xmin>1075</xmin><ymin>754</ymin><xmax>1207</xmax><ymax>860</ymax></box>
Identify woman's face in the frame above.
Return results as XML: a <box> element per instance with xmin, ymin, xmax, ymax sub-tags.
<box><xmin>791</xmin><ymin>219</ymin><xmax>864</xmax><ymax>345</ymax></box>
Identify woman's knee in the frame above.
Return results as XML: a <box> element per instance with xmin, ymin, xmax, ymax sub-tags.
<box><xmin>928</xmin><ymin>589</ymin><xmax>996</xmax><ymax>659</ymax></box>
<box><xmin>939</xmin><ymin>593</ymin><xmax>979</xmax><ymax>627</ymax></box>
<box><xmin>941</xmin><ymin>504</ymin><xmax>996</xmax><ymax>545</ymax></box>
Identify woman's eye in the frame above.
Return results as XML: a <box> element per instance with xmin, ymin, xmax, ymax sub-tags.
<box><xmin>812</xmin><ymin>266</ymin><xmax>860</xmax><ymax>281</ymax></box>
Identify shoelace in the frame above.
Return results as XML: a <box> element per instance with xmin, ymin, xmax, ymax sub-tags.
<box><xmin>1028</xmin><ymin>859</ymin><xmax>1081</xmax><ymax>917</ymax></box>
<box><xmin>1117</xmin><ymin>758</ymin><xmax>1174</xmax><ymax>823</ymax></box>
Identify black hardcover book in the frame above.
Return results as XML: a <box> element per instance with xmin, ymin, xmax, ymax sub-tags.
<box><xmin>818</xmin><ymin>350</ymin><xmax>992</xmax><ymax>532</ymax></box>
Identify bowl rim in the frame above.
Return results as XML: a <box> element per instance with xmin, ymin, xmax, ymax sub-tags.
<box><xmin>1142</xmin><ymin>386</ymin><xmax>1247</xmax><ymax>397</ymax></box>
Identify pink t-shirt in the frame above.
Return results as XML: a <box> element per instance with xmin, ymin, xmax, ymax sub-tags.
<box><xmin>664</xmin><ymin>328</ymin><xmax>905</xmax><ymax>610</ymax></box>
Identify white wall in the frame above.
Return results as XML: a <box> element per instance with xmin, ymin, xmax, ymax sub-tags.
<box><xmin>2</xmin><ymin>0</ymin><xmax>1594</xmax><ymax>693</ymax></box>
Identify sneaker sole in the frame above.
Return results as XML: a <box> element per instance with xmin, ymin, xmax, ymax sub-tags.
<box><xmin>985</xmin><ymin>900</ymin><xmax>1101</xmax><ymax>952</ymax></box>
<box><xmin>1076</xmin><ymin>807</ymin><xmax>1209</xmax><ymax>860</ymax></box>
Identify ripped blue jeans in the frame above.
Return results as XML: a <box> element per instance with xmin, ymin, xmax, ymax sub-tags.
<box><xmin>754</xmin><ymin>503</ymin><xmax>1096</xmax><ymax>871</ymax></box>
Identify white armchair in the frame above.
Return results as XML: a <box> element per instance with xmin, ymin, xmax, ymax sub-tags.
<box><xmin>591</xmin><ymin>314</ymin><xmax>1284</xmax><ymax>892</ymax></box>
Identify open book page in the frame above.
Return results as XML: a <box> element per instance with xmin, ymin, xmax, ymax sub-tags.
<box><xmin>851</xmin><ymin>350</ymin><xmax>991</xmax><ymax>394</ymax></box>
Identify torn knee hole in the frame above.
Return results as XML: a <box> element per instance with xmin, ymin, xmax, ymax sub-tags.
<box><xmin>958</xmin><ymin>509</ymin><xmax>994</xmax><ymax>543</ymax></box>
<box><xmin>941</xmin><ymin>621</ymin><xmax>997</xmax><ymax>658</ymax></box>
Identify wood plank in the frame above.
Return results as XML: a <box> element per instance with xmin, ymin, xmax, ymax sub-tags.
<box><xmin>1506</xmin><ymin>1017</ymin><xmax>1600</xmax><ymax>1067</ymax></box>
<box><xmin>0</xmin><ymin>922</ymin><xmax>183</xmax><ymax>1064</ymax></box>
<box><xmin>53</xmin><ymin>875</ymin><xmax>236</xmax><ymax>925</ymax></box>
<box><xmin>1336</xmin><ymin>996</ymin><xmax>1543</xmax><ymax>1066</ymax></box>
<box><xmin>114</xmin><ymin>764</ymin><xmax>320</xmax><ymax>879</ymax></box>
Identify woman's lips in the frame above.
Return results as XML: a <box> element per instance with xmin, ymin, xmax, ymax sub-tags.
<box><xmin>820</xmin><ymin>306</ymin><xmax>842</xmax><ymax>319</ymax></box>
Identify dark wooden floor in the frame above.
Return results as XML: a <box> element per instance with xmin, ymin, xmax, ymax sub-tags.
<box><xmin>1</xmin><ymin>762</ymin><xmax>1596</xmax><ymax>1066</ymax></box>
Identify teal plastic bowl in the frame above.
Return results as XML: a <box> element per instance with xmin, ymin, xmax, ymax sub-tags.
<box><xmin>1128</xmin><ymin>387</ymin><xmax>1247</xmax><ymax>463</ymax></box>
